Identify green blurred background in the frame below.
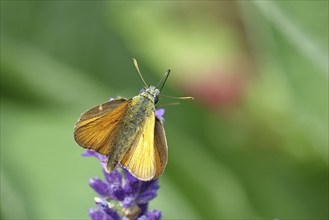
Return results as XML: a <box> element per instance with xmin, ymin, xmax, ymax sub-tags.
<box><xmin>1</xmin><ymin>1</ymin><xmax>328</xmax><ymax>219</ymax></box>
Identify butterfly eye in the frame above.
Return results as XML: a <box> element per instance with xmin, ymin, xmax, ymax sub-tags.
<box><xmin>154</xmin><ymin>95</ymin><xmax>159</xmax><ymax>104</ymax></box>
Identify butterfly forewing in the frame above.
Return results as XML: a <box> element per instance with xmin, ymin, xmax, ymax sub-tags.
<box><xmin>76</xmin><ymin>99</ymin><xmax>126</xmax><ymax>126</ymax></box>
<box><xmin>120</xmin><ymin>111</ymin><xmax>156</xmax><ymax>181</ymax></box>
<box><xmin>74</xmin><ymin>99</ymin><xmax>131</xmax><ymax>155</ymax></box>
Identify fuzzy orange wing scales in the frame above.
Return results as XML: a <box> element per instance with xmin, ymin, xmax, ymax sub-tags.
<box><xmin>74</xmin><ymin>99</ymin><xmax>131</xmax><ymax>155</ymax></box>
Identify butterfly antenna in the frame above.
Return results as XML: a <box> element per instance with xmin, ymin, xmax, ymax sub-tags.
<box><xmin>132</xmin><ymin>58</ymin><xmax>148</xmax><ymax>87</ymax></box>
<box><xmin>157</xmin><ymin>102</ymin><xmax>180</xmax><ymax>107</ymax></box>
<box><xmin>159</xmin><ymin>94</ymin><xmax>194</xmax><ymax>100</ymax></box>
<box><xmin>156</xmin><ymin>69</ymin><xmax>170</xmax><ymax>91</ymax></box>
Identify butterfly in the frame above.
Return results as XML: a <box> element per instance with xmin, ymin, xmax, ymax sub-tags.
<box><xmin>73</xmin><ymin>59</ymin><xmax>193</xmax><ymax>181</ymax></box>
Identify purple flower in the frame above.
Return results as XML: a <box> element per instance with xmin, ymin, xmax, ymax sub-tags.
<box><xmin>89</xmin><ymin>177</ymin><xmax>109</xmax><ymax>197</ymax></box>
<box><xmin>84</xmin><ymin>151</ymin><xmax>162</xmax><ymax>219</ymax></box>
<box><xmin>145</xmin><ymin>210</ymin><xmax>162</xmax><ymax>220</ymax></box>
<box><xmin>155</xmin><ymin>109</ymin><xmax>165</xmax><ymax>121</ymax></box>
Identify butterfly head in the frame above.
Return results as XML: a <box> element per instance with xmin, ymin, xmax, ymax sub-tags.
<box><xmin>140</xmin><ymin>86</ymin><xmax>160</xmax><ymax>104</ymax></box>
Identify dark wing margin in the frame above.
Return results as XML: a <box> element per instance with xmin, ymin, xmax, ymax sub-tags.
<box><xmin>153</xmin><ymin>117</ymin><xmax>168</xmax><ymax>179</ymax></box>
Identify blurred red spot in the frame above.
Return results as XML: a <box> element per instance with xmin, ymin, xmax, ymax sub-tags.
<box><xmin>183</xmin><ymin>70</ymin><xmax>245</xmax><ymax>110</ymax></box>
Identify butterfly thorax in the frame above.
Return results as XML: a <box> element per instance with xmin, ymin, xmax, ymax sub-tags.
<box><xmin>139</xmin><ymin>86</ymin><xmax>160</xmax><ymax>103</ymax></box>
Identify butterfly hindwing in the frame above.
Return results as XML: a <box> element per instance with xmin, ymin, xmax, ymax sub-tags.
<box><xmin>153</xmin><ymin>117</ymin><xmax>168</xmax><ymax>178</ymax></box>
<box><xmin>74</xmin><ymin>99</ymin><xmax>131</xmax><ymax>155</ymax></box>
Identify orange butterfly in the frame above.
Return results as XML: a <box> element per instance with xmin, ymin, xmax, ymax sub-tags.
<box><xmin>74</xmin><ymin>59</ymin><xmax>192</xmax><ymax>181</ymax></box>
